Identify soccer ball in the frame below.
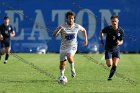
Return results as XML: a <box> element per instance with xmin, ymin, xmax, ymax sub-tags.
<box><xmin>58</xmin><ymin>76</ymin><xmax>68</xmax><ymax>84</ymax></box>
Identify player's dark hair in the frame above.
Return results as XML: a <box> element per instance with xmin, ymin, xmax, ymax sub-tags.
<box><xmin>110</xmin><ymin>15</ymin><xmax>118</xmax><ymax>19</ymax></box>
<box><xmin>66</xmin><ymin>11</ymin><xmax>75</xmax><ymax>19</ymax></box>
<box><xmin>4</xmin><ymin>16</ymin><xmax>9</xmax><ymax>20</ymax></box>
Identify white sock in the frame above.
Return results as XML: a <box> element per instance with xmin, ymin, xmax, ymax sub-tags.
<box><xmin>60</xmin><ymin>69</ymin><xmax>65</xmax><ymax>76</ymax></box>
<box><xmin>70</xmin><ymin>62</ymin><xmax>75</xmax><ymax>73</ymax></box>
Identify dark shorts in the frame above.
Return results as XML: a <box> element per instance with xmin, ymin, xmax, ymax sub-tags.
<box><xmin>105</xmin><ymin>47</ymin><xmax>120</xmax><ymax>59</ymax></box>
<box><xmin>1</xmin><ymin>40</ymin><xmax>11</xmax><ymax>48</ymax></box>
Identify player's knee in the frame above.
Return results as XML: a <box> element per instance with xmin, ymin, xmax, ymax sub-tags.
<box><xmin>67</xmin><ymin>55</ymin><xmax>74</xmax><ymax>63</ymax></box>
<box><xmin>106</xmin><ymin>62</ymin><xmax>112</xmax><ymax>67</ymax></box>
<box><xmin>107</xmin><ymin>64</ymin><xmax>111</xmax><ymax>67</ymax></box>
<box><xmin>68</xmin><ymin>60</ymin><xmax>73</xmax><ymax>64</ymax></box>
<box><xmin>6</xmin><ymin>50</ymin><xmax>10</xmax><ymax>54</ymax></box>
<box><xmin>1</xmin><ymin>51</ymin><xmax>5</xmax><ymax>55</ymax></box>
<box><xmin>106</xmin><ymin>59</ymin><xmax>112</xmax><ymax>67</ymax></box>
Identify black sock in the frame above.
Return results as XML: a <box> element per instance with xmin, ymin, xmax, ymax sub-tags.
<box><xmin>5</xmin><ymin>53</ymin><xmax>9</xmax><ymax>61</ymax></box>
<box><xmin>108</xmin><ymin>66</ymin><xmax>117</xmax><ymax>79</ymax></box>
<box><xmin>0</xmin><ymin>52</ymin><xmax>2</xmax><ymax>60</ymax></box>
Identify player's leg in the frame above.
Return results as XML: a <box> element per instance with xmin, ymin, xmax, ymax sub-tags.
<box><xmin>106</xmin><ymin>59</ymin><xmax>114</xmax><ymax>80</ymax></box>
<box><xmin>0</xmin><ymin>48</ymin><xmax>6</xmax><ymax>60</ymax></box>
<box><xmin>106</xmin><ymin>59</ymin><xmax>113</xmax><ymax>67</ymax></box>
<box><xmin>59</xmin><ymin>50</ymin><xmax>67</xmax><ymax>77</ymax></box>
<box><xmin>105</xmin><ymin>50</ymin><xmax>113</xmax><ymax>67</ymax></box>
<box><xmin>4</xmin><ymin>41</ymin><xmax>11</xmax><ymax>64</ymax></box>
<box><xmin>108</xmin><ymin>49</ymin><xmax>120</xmax><ymax>80</ymax></box>
<box><xmin>67</xmin><ymin>46</ymin><xmax>77</xmax><ymax>78</ymax></box>
<box><xmin>112</xmin><ymin>57</ymin><xmax>119</xmax><ymax>66</ymax></box>
<box><xmin>67</xmin><ymin>53</ymin><xmax>76</xmax><ymax>77</ymax></box>
<box><xmin>105</xmin><ymin>50</ymin><xmax>114</xmax><ymax>80</ymax></box>
<box><xmin>4</xmin><ymin>47</ymin><xmax>11</xmax><ymax>64</ymax></box>
<box><xmin>59</xmin><ymin>60</ymin><xmax>66</xmax><ymax>77</ymax></box>
<box><xmin>0</xmin><ymin>41</ymin><xmax>5</xmax><ymax>60</ymax></box>
<box><xmin>108</xmin><ymin>57</ymin><xmax>119</xmax><ymax>80</ymax></box>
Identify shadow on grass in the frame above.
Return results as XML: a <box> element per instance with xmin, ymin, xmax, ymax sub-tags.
<box><xmin>0</xmin><ymin>79</ymin><xmax>58</xmax><ymax>84</ymax></box>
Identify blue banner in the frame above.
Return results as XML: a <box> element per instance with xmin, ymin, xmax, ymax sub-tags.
<box><xmin>0</xmin><ymin>0</ymin><xmax>139</xmax><ymax>53</ymax></box>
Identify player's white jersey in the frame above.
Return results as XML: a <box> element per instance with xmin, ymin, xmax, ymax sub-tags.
<box><xmin>57</xmin><ymin>23</ymin><xmax>85</xmax><ymax>50</ymax></box>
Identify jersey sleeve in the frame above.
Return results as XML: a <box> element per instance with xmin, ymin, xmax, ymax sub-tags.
<box><xmin>102</xmin><ymin>26</ymin><xmax>108</xmax><ymax>33</ymax></box>
<box><xmin>0</xmin><ymin>26</ymin><xmax>1</xmax><ymax>32</ymax></box>
<box><xmin>119</xmin><ymin>29</ymin><xmax>124</xmax><ymax>40</ymax></box>
<box><xmin>10</xmin><ymin>25</ymin><xmax>14</xmax><ymax>33</ymax></box>
<box><xmin>0</xmin><ymin>25</ymin><xmax>2</xmax><ymax>34</ymax></box>
<box><xmin>78</xmin><ymin>24</ymin><xmax>86</xmax><ymax>31</ymax></box>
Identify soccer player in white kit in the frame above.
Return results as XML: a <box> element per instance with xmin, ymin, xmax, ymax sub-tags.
<box><xmin>53</xmin><ymin>11</ymin><xmax>88</xmax><ymax>78</ymax></box>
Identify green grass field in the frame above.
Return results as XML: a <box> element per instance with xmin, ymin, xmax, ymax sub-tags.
<box><xmin>0</xmin><ymin>53</ymin><xmax>139</xmax><ymax>93</ymax></box>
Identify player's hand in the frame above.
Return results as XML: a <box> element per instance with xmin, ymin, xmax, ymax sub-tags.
<box><xmin>83</xmin><ymin>39</ymin><xmax>88</xmax><ymax>46</ymax></box>
<box><xmin>0</xmin><ymin>34</ymin><xmax>3</xmax><ymax>40</ymax></box>
<box><xmin>10</xmin><ymin>31</ymin><xmax>15</xmax><ymax>37</ymax></box>
<box><xmin>100</xmin><ymin>40</ymin><xmax>104</xmax><ymax>46</ymax></box>
<box><xmin>116</xmin><ymin>40</ymin><xmax>122</xmax><ymax>45</ymax></box>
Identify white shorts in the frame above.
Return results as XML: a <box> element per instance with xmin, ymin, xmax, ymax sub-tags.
<box><xmin>60</xmin><ymin>46</ymin><xmax>77</xmax><ymax>61</ymax></box>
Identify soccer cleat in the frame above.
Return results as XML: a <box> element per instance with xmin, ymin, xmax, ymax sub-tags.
<box><xmin>107</xmin><ymin>78</ymin><xmax>112</xmax><ymax>81</ymax></box>
<box><xmin>71</xmin><ymin>70</ymin><xmax>76</xmax><ymax>78</ymax></box>
<box><xmin>4</xmin><ymin>61</ymin><xmax>7</xmax><ymax>64</ymax></box>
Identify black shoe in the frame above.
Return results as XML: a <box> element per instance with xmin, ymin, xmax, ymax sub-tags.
<box><xmin>108</xmin><ymin>78</ymin><xmax>112</xmax><ymax>81</ymax></box>
<box><xmin>71</xmin><ymin>70</ymin><xmax>76</xmax><ymax>78</ymax></box>
<box><xmin>4</xmin><ymin>61</ymin><xmax>7</xmax><ymax>64</ymax></box>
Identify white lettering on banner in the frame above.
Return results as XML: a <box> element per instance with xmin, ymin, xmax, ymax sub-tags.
<box><xmin>76</xmin><ymin>9</ymin><xmax>96</xmax><ymax>40</ymax></box>
<box><xmin>28</xmin><ymin>9</ymin><xmax>51</xmax><ymax>40</ymax></box>
<box><xmin>4</xmin><ymin>9</ymin><xmax>121</xmax><ymax>41</ymax></box>
<box><xmin>52</xmin><ymin>10</ymin><xmax>70</xmax><ymax>40</ymax></box>
<box><xmin>99</xmin><ymin>9</ymin><xmax>121</xmax><ymax>29</ymax></box>
<box><xmin>5</xmin><ymin>10</ymin><xmax>24</xmax><ymax>40</ymax></box>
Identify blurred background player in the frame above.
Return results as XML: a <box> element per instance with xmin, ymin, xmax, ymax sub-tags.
<box><xmin>100</xmin><ymin>15</ymin><xmax>124</xmax><ymax>80</ymax></box>
<box><xmin>53</xmin><ymin>11</ymin><xmax>88</xmax><ymax>78</ymax></box>
<box><xmin>0</xmin><ymin>16</ymin><xmax>15</xmax><ymax>64</ymax></box>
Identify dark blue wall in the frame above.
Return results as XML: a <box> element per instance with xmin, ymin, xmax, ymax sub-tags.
<box><xmin>0</xmin><ymin>0</ymin><xmax>139</xmax><ymax>53</ymax></box>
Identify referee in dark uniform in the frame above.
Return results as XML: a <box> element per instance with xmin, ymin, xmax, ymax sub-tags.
<box><xmin>0</xmin><ymin>16</ymin><xmax>15</xmax><ymax>64</ymax></box>
<box><xmin>100</xmin><ymin>15</ymin><xmax>124</xmax><ymax>80</ymax></box>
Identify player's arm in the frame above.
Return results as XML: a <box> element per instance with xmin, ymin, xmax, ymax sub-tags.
<box><xmin>100</xmin><ymin>30</ymin><xmax>104</xmax><ymax>46</ymax></box>
<box><xmin>0</xmin><ymin>26</ymin><xmax>3</xmax><ymax>40</ymax></box>
<box><xmin>10</xmin><ymin>31</ymin><xmax>15</xmax><ymax>37</ymax></box>
<box><xmin>100</xmin><ymin>31</ymin><xmax>104</xmax><ymax>40</ymax></box>
<box><xmin>116</xmin><ymin>40</ymin><xmax>123</xmax><ymax>45</ymax></box>
<box><xmin>52</xmin><ymin>26</ymin><xmax>63</xmax><ymax>37</ymax></box>
<box><xmin>10</xmin><ymin>26</ymin><xmax>15</xmax><ymax>37</ymax></box>
<box><xmin>0</xmin><ymin>34</ymin><xmax>3</xmax><ymax>40</ymax></box>
<box><xmin>80</xmin><ymin>29</ymin><xmax>88</xmax><ymax>46</ymax></box>
<box><xmin>117</xmin><ymin>29</ymin><xmax>124</xmax><ymax>45</ymax></box>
